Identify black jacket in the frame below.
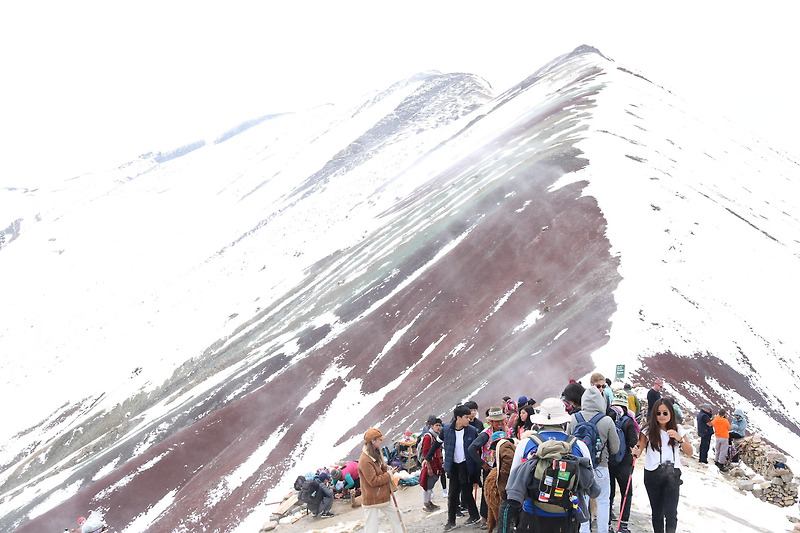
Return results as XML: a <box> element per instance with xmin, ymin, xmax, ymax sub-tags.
<box><xmin>697</xmin><ymin>409</ymin><xmax>713</xmax><ymax>437</ymax></box>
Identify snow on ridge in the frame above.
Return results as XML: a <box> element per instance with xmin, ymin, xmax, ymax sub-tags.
<box><xmin>572</xmin><ymin>58</ymin><xmax>800</xmax><ymax>458</ymax></box>
<box><xmin>5</xmin><ymin>47</ymin><xmax>800</xmax><ymax>533</ymax></box>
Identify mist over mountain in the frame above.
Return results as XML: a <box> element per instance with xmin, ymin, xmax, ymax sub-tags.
<box><xmin>2</xmin><ymin>45</ymin><xmax>800</xmax><ymax>533</ymax></box>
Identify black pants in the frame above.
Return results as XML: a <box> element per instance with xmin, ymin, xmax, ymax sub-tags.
<box><xmin>698</xmin><ymin>433</ymin><xmax>712</xmax><ymax>463</ymax></box>
<box><xmin>448</xmin><ymin>462</ymin><xmax>479</xmax><ymax>524</ymax></box>
<box><xmin>517</xmin><ymin>509</ymin><xmax>578</xmax><ymax>533</ymax></box>
<box><xmin>643</xmin><ymin>467</ymin><xmax>681</xmax><ymax>533</ymax></box>
<box><xmin>609</xmin><ymin>461</ymin><xmax>633</xmax><ymax>523</ymax></box>
<box><xmin>479</xmin><ymin>468</ymin><xmax>489</xmax><ymax>518</ymax></box>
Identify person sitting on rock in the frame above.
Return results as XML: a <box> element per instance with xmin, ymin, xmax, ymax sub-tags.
<box><xmin>729</xmin><ymin>408</ymin><xmax>747</xmax><ymax>440</ymax></box>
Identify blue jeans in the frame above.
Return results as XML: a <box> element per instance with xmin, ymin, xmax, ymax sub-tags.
<box><xmin>580</xmin><ymin>466</ymin><xmax>610</xmax><ymax>533</ymax></box>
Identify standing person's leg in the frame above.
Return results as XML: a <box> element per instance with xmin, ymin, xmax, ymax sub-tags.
<box><xmin>662</xmin><ymin>470</ymin><xmax>682</xmax><ymax>533</ymax></box>
<box><xmin>447</xmin><ymin>467</ymin><xmax>460</xmax><ymax>526</ymax></box>
<box><xmin>698</xmin><ymin>433</ymin><xmax>711</xmax><ymax>463</ymax></box>
<box><xmin>595</xmin><ymin>466</ymin><xmax>611</xmax><ymax>533</ymax></box>
<box><xmin>459</xmin><ymin>464</ymin><xmax>480</xmax><ymax>521</ymax></box>
<box><xmin>480</xmin><ymin>468</ymin><xmax>489</xmax><ymax>524</ymax></box>
<box><xmin>617</xmin><ymin>462</ymin><xmax>634</xmax><ymax>531</ymax></box>
<box><xmin>363</xmin><ymin>505</ymin><xmax>380</xmax><ymax>533</ymax></box>
<box><xmin>643</xmin><ymin>470</ymin><xmax>666</xmax><ymax>533</ymax></box>
<box><xmin>608</xmin><ymin>465</ymin><xmax>619</xmax><ymax>520</ymax></box>
<box><xmin>715</xmin><ymin>437</ymin><xmax>729</xmax><ymax>466</ymax></box>
<box><xmin>380</xmin><ymin>500</ymin><xmax>405</xmax><ymax>533</ymax></box>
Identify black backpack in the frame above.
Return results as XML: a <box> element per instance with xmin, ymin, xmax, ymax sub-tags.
<box><xmin>297</xmin><ymin>478</ymin><xmax>324</xmax><ymax>513</ymax></box>
<box><xmin>525</xmin><ymin>434</ymin><xmax>581</xmax><ymax>515</ymax></box>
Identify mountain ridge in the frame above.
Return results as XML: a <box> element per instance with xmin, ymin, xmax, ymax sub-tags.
<box><xmin>2</xmin><ymin>45</ymin><xmax>800</xmax><ymax>532</ymax></box>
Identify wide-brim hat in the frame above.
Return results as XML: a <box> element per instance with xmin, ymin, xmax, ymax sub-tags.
<box><xmin>486</xmin><ymin>406</ymin><xmax>505</xmax><ymax>421</ymax></box>
<box><xmin>529</xmin><ymin>397</ymin><xmax>571</xmax><ymax>425</ymax></box>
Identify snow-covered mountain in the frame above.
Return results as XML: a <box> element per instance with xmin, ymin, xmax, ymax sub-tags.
<box><xmin>2</xmin><ymin>45</ymin><xmax>800</xmax><ymax>532</ymax></box>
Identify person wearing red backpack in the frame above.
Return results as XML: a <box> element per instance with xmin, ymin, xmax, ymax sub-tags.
<box><xmin>567</xmin><ymin>385</ymin><xmax>619</xmax><ymax>533</ymax></box>
<box><xmin>420</xmin><ymin>418</ymin><xmax>443</xmax><ymax>512</ymax></box>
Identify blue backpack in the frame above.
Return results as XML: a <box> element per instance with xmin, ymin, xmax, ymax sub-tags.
<box><xmin>608</xmin><ymin>415</ymin><xmax>629</xmax><ymax>466</ymax></box>
<box><xmin>573</xmin><ymin>412</ymin><xmax>605</xmax><ymax>467</ymax></box>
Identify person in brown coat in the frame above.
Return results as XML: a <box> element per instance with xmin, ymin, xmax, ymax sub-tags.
<box><xmin>483</xmin><ymin>432</ymin><xmax>516</xmax><ymax>533</ymax></box>
<box><xmin>357</xmin><ymin>428</ymin><xmax>404</xmax><ymax>533</ymax></box>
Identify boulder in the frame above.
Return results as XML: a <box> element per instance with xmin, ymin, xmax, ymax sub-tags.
<box><xmin>259</xmin><ymin>520</ymin><xmax>278</xmax><ymax>532</ymax></box>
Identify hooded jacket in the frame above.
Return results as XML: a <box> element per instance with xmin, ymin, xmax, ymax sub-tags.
<box><xmin>730</xmin><ymin>408</ymin><xmax>747</xmax><ymax>435</ymax></box>
<box><xmin>357</xmin><ymin>445</ymin><xmax>393</xmax><ymax>506</ymax></box>
<box><xmin>567</xmin><ymin>386</ymin><xmax>620</xmax><ymax>467</ymax></box>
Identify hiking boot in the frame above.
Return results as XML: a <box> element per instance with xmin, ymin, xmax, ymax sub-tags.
<box><xmin>427</xmin><ymin>501</ymin><xmax>441</xmax><ymax>510</ymax></box>
<box><xmin>465</xmin><ymin>516</ymin><xmax>480</xmax><ymax>525</ymax></box>
<box><xmin>423</xmin><ymin>505</ymin><xmax>433</xmax><ymax>513</ymax></box>
<box><xmin>320</xmin><ymin>511</ymin><xmax>335</xmax><ymax>518</ymax></box>
<box><xmin>444</xmin><ymin>523</ymin><xmax>457</xmax><ymax>532</ymax></box>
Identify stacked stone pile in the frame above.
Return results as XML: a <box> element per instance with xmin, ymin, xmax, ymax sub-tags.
<box><xmin>729</xmin><ymin>434</ymin><xmax>798</xmax><ymax>508</ymax></box>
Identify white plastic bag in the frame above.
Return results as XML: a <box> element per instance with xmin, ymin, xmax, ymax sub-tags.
<box><xmin>81</xmin><ymin>511</ymin><xmax>105</xmax><ymax>533</ymax></box>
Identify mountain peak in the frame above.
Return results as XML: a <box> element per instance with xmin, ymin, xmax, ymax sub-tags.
<box><xmin>4</xmin><ymin>46</ymin><xmax>800</xmax><ymax>533</ymax></box>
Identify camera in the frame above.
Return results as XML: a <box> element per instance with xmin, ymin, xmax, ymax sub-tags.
<box><xmin>663</xmin><ymin>460</ymin><xmax>675</xmax><ymax>477</ymax></box>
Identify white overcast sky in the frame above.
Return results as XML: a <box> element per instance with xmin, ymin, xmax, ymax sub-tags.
<box><xmin>1</xmin><ymin>1</ymin><xmax>797</xmax><ymax>187</ymax></box>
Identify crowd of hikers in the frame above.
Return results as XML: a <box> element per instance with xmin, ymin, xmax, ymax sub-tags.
<box><xmin>294</xmin><ymin>373</ymin><xmax>748</xmax><ymax>533</ymax></box>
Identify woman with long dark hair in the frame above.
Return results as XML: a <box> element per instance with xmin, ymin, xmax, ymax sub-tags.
<box><xmin>512</xmin><ymin>404</ymin><xmax>535</xmax><ymax>438</ymax></box>
<box><xmin>357</xmin><ymin>428</ymin><xmax>403</xmax><ymax>533</ymax></box>
<box><xmin>633</xmin><ymin>397</ymin><xmax>693</xmax><ymax>533</ymax></box>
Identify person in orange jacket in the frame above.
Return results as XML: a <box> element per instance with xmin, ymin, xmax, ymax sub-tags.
<box><xmin>711</xmin><ymin>409</ymin><xmax>731</xmax><ymax>471</ymax></box>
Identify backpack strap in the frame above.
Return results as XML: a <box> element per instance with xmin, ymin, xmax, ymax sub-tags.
<box><xmin>525</xmin><ymin>433</ymin><xmax>545</xmax><ymax>461</ymax></box>
<box><xmin>589</xmin><ymin>413</ymin><xmax>605</xmax><ymax>425</ymax></box>
<box><xmin>590</xmin><ymin>413</ymin><xmax>607</xmax><ymax>454</ymax></box>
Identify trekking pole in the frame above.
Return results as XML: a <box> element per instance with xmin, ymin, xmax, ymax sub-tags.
<box><xmin>616</xmin><ymin>456</ymin><xmax>636</xmax><ymax>532</ymax></box>
<box><xmin>390</xmin><ymin>491</ymin><xmax>408</xmax><ymax>533</ymax></box>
